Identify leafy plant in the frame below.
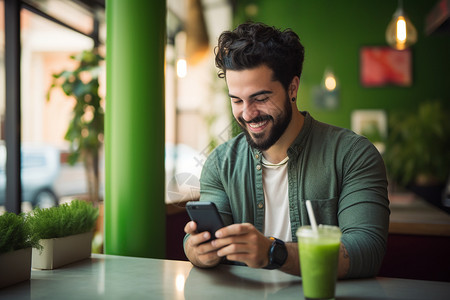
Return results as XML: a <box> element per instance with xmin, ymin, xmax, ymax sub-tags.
<box><xmin>0</xmin><ymin>213</ymin><xmax>42</xmax><ymax>254</ymax></box>
<box><xmin>47</xmin><ymin>48</ymin><xmax>104</xmax><ymax>205</ymax></box>
<box><xmin>361</xmin><ymin>121</ymin><xmax>383</xmax><ymax>144</ymax></box>
<box><xmin>28</xmin><ymin>200</ymin><xmax>99</xmax><ymax>240</ymax></box>
<box><xmin>383</xmin><ymin>101</ymin><xmax>450</xmax><ymax>186</ymax></box>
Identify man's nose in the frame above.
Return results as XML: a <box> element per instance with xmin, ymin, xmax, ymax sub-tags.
<box><xmin>242</xmin><ymin>101</ymin><xmax>259</xmax><ymax>122</ymax></box>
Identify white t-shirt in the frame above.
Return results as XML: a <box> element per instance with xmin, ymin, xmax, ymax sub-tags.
<box><xmin>261</xmin><ymin>155</ymin><xmax>292</xmax><ymax>242</ymax></box>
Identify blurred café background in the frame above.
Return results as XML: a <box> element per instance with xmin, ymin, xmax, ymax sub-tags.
<box><xmin>0</xmin><ymin>0</ymin><xmax>449</xmax><ymax>282</ymax></box>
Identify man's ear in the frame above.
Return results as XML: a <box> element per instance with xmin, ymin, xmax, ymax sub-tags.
<box><xmin>289</xmin><ymin>76</ymin><xmax>300</xmax><ymax>99</ymax></box>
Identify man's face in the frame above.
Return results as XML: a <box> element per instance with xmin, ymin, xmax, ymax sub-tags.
<box><xmin>226</xmin><ymin>65</ymin><xmax>292</xmax><ymax>151</ymax></box>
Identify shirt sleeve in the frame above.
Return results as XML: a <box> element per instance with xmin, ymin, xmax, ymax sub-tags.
<box><xmin>183</xmin><ymin>148</ymin><xmax>233</xmax><ymax>251</ymax></box>
<box><xmin>198</xmin><ymin>149</ymin><xmax>234</xmax><ymax>225</ymax></box>
<box><xmin>338</xmin><ymin>137</ymin><xmax>390</xmax><ymax>279</ymax></box>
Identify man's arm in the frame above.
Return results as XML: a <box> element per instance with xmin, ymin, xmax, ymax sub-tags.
<box><xmin>208</xmin><ymin>223</ymin><xmax>350</xmax><ymax>278</ymax></box>
<box><xmin>337</xmin><ymin>137</ymin><xmax>390</xmax><ymax>278</ymax></box>
<box><xmin>183</xmin><ymin>147</ymin><xmax>234</xmax><ymax>267</ymax></box>
<box><xmin>185</xmin><ymin>217</ymin><xmax>351</xmax><ymax>277</ymax></box>
<box><xmin>279</xmin><ymin>242</ymin><xmax>349</xmax><ymax>278</ymax></box>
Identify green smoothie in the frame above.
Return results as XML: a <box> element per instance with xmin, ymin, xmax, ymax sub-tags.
<box><xmin>297</xmin><ymin>225</ymin><xmax>341</xmax><ymax>300</ymax></box>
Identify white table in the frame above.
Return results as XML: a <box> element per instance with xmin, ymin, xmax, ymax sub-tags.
<box><xmin>1</xmin><ymin>254</ymin><xmax>449</xmax><ymax>299</ymax></box>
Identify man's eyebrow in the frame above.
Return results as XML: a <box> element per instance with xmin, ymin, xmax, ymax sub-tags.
<box><xmin>228</xmin><ymin>90</ymin><xmax>273</xmax><ymax>99</ymax></box>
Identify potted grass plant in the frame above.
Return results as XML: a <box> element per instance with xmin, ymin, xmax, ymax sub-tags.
<box><xmin>0</xmin><ymin>212</ymin><xmax>41</xmax><ymax>288</ymax></box>
<box><xmin>28</xmin><ymin>199</ymin><xmax>99</xmax><ymax>269</ymax></box>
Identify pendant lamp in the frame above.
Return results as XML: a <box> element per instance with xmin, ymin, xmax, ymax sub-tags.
<box><xmin>385</xmin><ymin>0</ymin><xmax>417</xmax><ymax>50</ymax></box>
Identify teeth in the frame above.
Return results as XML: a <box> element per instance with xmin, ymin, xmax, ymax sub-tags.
<box><xmin>248</xmin><ymin>120</ymin><xmax>268</xmax><ymax>128</ymax></box>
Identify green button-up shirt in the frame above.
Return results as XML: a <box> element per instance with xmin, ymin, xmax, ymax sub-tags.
<box><xmin>187</xmin><ymin>111</ymin><xmax>390</xmax><ymax>278</ymax></box>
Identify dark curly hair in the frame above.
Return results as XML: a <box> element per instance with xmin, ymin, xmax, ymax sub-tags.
<box><xmin>215</xmin><ymin>22</ymin><xmax>305</xmax><ymax>91</ymax></box>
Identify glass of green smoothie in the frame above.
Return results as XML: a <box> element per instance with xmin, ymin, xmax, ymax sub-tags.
<box><xmin>297</xmin><ymin>225</ymin><xmax>342</xmax><ymax>300</ymax></box>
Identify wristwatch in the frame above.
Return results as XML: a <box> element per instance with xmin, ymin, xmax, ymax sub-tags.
<box><xmin>264</xmin><ymin>237</ymin><xmax>287</xmax><ymax>270</ymax></box>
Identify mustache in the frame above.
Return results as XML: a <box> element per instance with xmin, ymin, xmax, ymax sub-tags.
<box><xmin>239</xmin><ymin>115</ymin><xmax>273</xmax><ymax>124</ymax></box>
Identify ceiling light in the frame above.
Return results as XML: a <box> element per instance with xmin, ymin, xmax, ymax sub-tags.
<box><xmin>386</xmin><ymin>0</ymin><xmax>418</xmax><ymax>50</ymax></box>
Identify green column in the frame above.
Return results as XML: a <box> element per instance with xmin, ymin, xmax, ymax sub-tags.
<box><xmin>105</xmin><ymin>0</ymin><xmax>166</xmax><ymax>258</ymax></box>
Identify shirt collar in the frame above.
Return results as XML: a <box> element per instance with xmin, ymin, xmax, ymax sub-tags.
<box><xmin>287</xmin><ymin>111</ymin><xmax>313</xmax><ymax>156</ymax></box>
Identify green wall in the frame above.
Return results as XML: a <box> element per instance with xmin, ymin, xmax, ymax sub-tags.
<box><xmin>235</xmin><ymin>0</ymin><xmax>450</xmax><ymax>129</ymax></box>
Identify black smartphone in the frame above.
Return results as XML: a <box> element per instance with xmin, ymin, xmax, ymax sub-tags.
<box><xmin>186</xmin><ymin>201</ymin><xmax>225</xmax><ymax>241</ymax></box>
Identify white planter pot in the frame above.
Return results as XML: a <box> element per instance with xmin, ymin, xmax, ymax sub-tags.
<box><xmin>32</xmin><ymin>231</ymin><xmax>93</xmax><ymax>270</ymax></box>
<box><xmin>0</xmin><ymin>247</ymin><xmax>32</xmax><ymax>289</ymax></box>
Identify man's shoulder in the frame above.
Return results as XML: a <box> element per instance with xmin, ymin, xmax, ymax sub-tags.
<box><xmin>307</xmin><ymin>118</ymin><xmax>377</xmax><ymax>161</ymax></box>
<box><xmin>312</xmin><ymin>118</ymin><xmax>366</xmax><ymax>146</ymax></box>
<box><xmin>212</xmin><ymin>133</ymin><xmax>249</xmax><ymax>157</ymax></box>
<box><xmin>298</xmin><ymin>112</ymin><xmax>364</xmax><ymax>148</ymax></box>
<box><xmin>202</xmin><ymin>133</ymin><xmax>250</xmax><ymax>174</ymax></box>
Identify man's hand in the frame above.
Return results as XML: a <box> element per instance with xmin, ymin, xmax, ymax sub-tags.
<box><xmin>211</xmin><ymin>223</ymin><xmax>272</xmax><ymax>268</ymax></box>
<box><xmin>184</xmin><ymin>221</ymin><xmax>222</xmax><ymax>268</ymax></box>
<box><xmin>185</xmin><ymin>220</ymin><xmax>349</xmax><ymax>277</ymax></box>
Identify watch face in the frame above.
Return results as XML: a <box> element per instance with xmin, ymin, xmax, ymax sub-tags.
<box><xmin>270</xmin><ymin>240</ymin><xmax>287</xmax><ymax>268</ymax></box>
<box><xmin>273</xmin><ymin>243</ymin><xmax>288</xmax><ymax>263</ymax></box>
<box><xmin>264</xmin><ymin>238</ymin><xmax>288</xmax><ymax>270</ymax></box>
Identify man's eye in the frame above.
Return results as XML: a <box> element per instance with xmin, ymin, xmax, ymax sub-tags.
<box><xmin>232</xmin><ymin>99</ymin><xmax>242</xmax><ymax>104</ymax></box>
<box><xmin>255</xmin><ymin>97</ymin><xmax>269</xmax><ymax>102</ymax></box>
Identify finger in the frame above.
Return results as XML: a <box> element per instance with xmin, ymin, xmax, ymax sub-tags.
<box><xmin>218</xmin><ymin>244</ymin><xmax>266</xmax><ymax>268</ymax></box>
<box><xmin>187</xmin><ymin>231</ymin><xmax>212</xmax><ymax>247</ymax></box>
<box><xmin>211</xmin><ymin>235</ymin><xmax>250</xmax><ymax>249</ymax></box>
<box><xmin>215</xmin><ymin>223</ymin><xmax>253</xmax><ymax>238</ymax></box>
<box><xmin>216</xmin><ymin>243</ymin><xmax>248</xmax><ymax>257</ymax></box>
<box><xmin>184</xmin><ymin>221</ymin><xmax>197</xmax><ymax>234</ymax></box>
<box><xmin>196</xmin><ymin>241</ymin><xmax>220</xmax><ymax>255</ymax></box>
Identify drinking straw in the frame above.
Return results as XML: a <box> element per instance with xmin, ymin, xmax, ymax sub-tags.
<box><xmin>306</xmin><ymin>200</ymin><xmax>318</xmax><ymax>234</ymax></box>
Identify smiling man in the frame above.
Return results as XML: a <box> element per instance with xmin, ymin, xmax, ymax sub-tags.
<box><xmin>184</xmin><ymin>22</ymin><xmax>390</xmax><ymax>279</ymax></box>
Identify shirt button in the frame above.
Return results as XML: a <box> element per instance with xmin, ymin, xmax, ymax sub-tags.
<box><xmin>256</xmin><ymin>164</ymin><xmax>261</xmax><ymax>170</ymax></box>
<box><xmin>255</xmin><ymin>154</ymin><xmax>260</xmax><ymax>159</ymax></box>
<box><xmin>258</xmin><ymin>202</ymin><xmax>264</xmax><ymax>209</ymax></box>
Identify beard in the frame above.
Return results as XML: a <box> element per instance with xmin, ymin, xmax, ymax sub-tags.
<box><xmin>237</xmin><ymin>94</ymin><xmax>293</xmax><ymax>151</ymax></box>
